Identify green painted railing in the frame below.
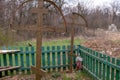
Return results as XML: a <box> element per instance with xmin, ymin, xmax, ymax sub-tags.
<box><xmin>78</xmin><ymin>45</ymin><xmax>120</xmax><ymax>80</ymax></box>
<box><xmin>0</xmin><ymin>45</ymin><xmax>78</xmax><ymax>77</ymax></box>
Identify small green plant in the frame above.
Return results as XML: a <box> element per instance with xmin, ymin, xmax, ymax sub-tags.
<box><xmin>75</xmin><ymin>71</ymin><xmax>92</xmax><ymax>80</ymax></box>
<box><xmin>75</xmin><ymin>71</ymin><xmax>83</xmax><ymax>80</ymax></box>
<box><xmin>62</xmin><ymin>73</ymin><xmax>71</xmax><ymax>80</ymax></box>
<box><xmin>51</xmin><ymin>72</ymin><xmax>61</xmax><ymax>78</ymax></box>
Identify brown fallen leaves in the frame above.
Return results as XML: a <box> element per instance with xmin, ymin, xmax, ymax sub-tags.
<box><xmin>82</xmin><ymin>39</ymin><xmax>120</xmax><ymax>59</ymax></box>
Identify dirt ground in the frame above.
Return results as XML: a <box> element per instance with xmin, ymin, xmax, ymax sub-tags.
<box><xmin>0</xmin><ymin>71</ymin><xmax>92</xmax><ymax>80</ymax></box>
<box><xmin>82</xmin><ymin>29</ymin><xmax>120</xmax><ymax>58</ymax></box>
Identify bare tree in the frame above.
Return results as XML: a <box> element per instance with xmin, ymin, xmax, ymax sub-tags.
<box><xmin>110</xmin><ymin>0</ymin><xmax>120</xmax><ymax>23</ymax></box>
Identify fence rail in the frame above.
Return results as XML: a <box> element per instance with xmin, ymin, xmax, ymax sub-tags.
<box><xmin>78</xmin><ymin>45</ymin><xmax>120</xmax><ymax>80</ymax></box>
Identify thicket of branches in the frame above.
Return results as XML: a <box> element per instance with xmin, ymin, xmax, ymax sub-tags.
<box><xmin>0</xmin><ymin>0</ymin><xmax>120</xmax><ymax>45</ymax></box>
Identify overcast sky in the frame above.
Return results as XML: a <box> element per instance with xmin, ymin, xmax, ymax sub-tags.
<box><xmin>65</xmin><ymin>0</ymin><xmax>112</xmax><ymax>7</ymax></box>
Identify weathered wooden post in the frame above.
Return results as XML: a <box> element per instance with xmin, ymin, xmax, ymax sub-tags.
<box><xmin>10</xmin><ymin>0</ymin><xmax>67</xmax><ymax>80</ymax></box>
<box><xmin>31</xmin><ymin>1</ymin><xmax>47</xmax><ymax>79</ymax></box>
<box><xmin>68</xmin><ymin>12</ymin><xmax>88</xmax><ymax>73</ymax></box>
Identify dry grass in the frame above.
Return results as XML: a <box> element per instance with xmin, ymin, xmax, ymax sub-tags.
<box><xmin>0</xmin><ymin>71</ymin><xmax>92</xmax><ymax>80</ymax></box>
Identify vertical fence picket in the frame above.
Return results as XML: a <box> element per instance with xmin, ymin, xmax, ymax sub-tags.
<box><xmin>52</xmin><ymin>46</ymin><xmax>56</xmax><ymax>71</ymax></box>
<box><xmin>14</xmin><ymin>46</ymin><xmax>19</xmax><ymax>75</ymax></box>
<box><xmin>19</xmin><ymin>47</ymin><xmax>24</xmax><ymax>73</ymax></box>
<box><xmin>25</xmin><ymin>47</ymin><xmax>30</xmax><ymax>73</ymax></box>
<box><xmin>42</xmin><ymin>47</ymin><xmax>45</xmax><ymax>70</ymax></box>
<box><xmin>95</xmin><ymin>52</ymin><xmax>99</xmax><ymax>77</ymax></box>
<box><xmin>87</xmin><ymin>48</ymin><xmax>90</xmax><ymax>70</ymax></box>
<box><xmin>88</xmin><ymin>49</ymin><xmax>92</xmax><ymax>72</ymax></box>
<box><xmin>87</xmin><ymin>52</ymin><xmax>90</xmax><ymax>71</ymax></box>
<box><xmin>8</xmin><ymin>47</ymin><xmax>13</xmax><ymax>66</ymax></box>
<box><xmin>47</xmin><ymin>46</ymin><xmax>50</xmax><ymax>71</ymax></box>
<box><xmin>67</xmin><ymin>45</ymin><xmax>70</xmax><ymax>69</ymax></box>
<box><xmin>82</xmin><ymin>47</ymin><xmax>85</xmax><ymax>68</ymax></box>
<box><xmin>86</xmin><ymin>52</ymin><xmax>88</xmax><ymax>72</ymax></box>
<box><xmin>106</xmin><ymin>56</ymin><xmax>110</xmax><ymax>80</ymax></box>
<box><xmin>83</xmin><ymin>47</ymin><xmax>87</xmax><ymax>68</ymax></box>
<box><xmin>84</xmin><ymin>51</ymin><xmax>87</xmax><ymax>70</ymax></box>
<box><xmin>116</xmin><ymin>59</ymin><xmax>120</xmax><ymax>80</ymax></box>
<box><xmin>62</xmin><ymin>46</ymin><xmax>66</xmax><ymax>70</ymax></box>
<box><xmin>93</xmin><ymin>51</ymin><xmax>96</xmax><ymax>75</ymax></box>
<box><xmin>111</xmin><ymin>57</ymin><xmax>115</xmax><ymax>80</ymax></box>
<box><xmin>8</xmin><ymin>47</ymin><xmax>14</xmax><ymax>75</ymax></box>
<box><xmin>57</xmin><ymin>46</ymin><xmax>61</xmax><ymax>71</ymax></box>
<box><xmin>102</xmin><ymin>54</ymin><xmax>106</xmax><ymax>80</ymax></box>
<box><xmin>99</xmin><ymin>53</ymin><xmax>102</xmax><ymax>79</ymax></box>
<box><xmin>2</xmin><ymin>47</ymin><xmax>8</xmax><ymax>76</ymax></box>
<box><xmin>91</xmin><ymin>49</ymin><xmax>94</xmax><ymax>73</ymax></box>
<box><xmin>0</xmin><ymin>52</ymin><xmax>1</xmax><ymax>67</ymax></box>
<box><xmin>78</xmin><ymin>45</ymin><xmax>81</xmax><ymax>56</ymax></box>
<box><xmin>87</xmin><ymin>48</ymin><xmax>89</xmax><ymax>71</ymax></box>
<box><xmin>85</xmin><ymin>48</ymin><xmax>89</xmax><ymax>70</ymax></box>
<box><xmin>89</xmin><ymin>49</ymin><xmax>91</xmax><ymax>72</ymax></box>
<box><xmin>31</xmin><ymin>47</ymin><xmax>35</xmax><ymax>66</ymax></box>
<box><xmin>90</xmin><ymin>52</ymin><xmax>92</xmax><ymax>73</ymax></box>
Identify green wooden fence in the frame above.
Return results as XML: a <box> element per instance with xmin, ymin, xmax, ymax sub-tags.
<box><xmin>78</xmin><ymin>45</ymin><xmax>120</xmax><ymax>80</ymax></box>
<box><xmin>0</xmin><ymin>45</ymin><xmax>77</xmax><ymax>77</ymax></box>
<box><xmin>0</xmin><ymin>45</ymin><xmax>120</xmax><ymax>80</ymax></box>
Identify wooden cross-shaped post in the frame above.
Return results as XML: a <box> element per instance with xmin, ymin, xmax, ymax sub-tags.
<box><xmin>68</xmin><ymin>12</ymin><xmax>88</xmax><ymax>73</ymax></box>
<box><xmin>31</xmin><ymin>1</ymin><xmax>47</xmax><ymax>80</ymax></box>
<box><xmin>11</xmin><ymin>0</ymin><xmax>67</xmax><ymax>80</ymax></box>
<box><xmin>69</xmin><ymin>15</ymin><xmax>75</xmax><ymax>73</ymax></box>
